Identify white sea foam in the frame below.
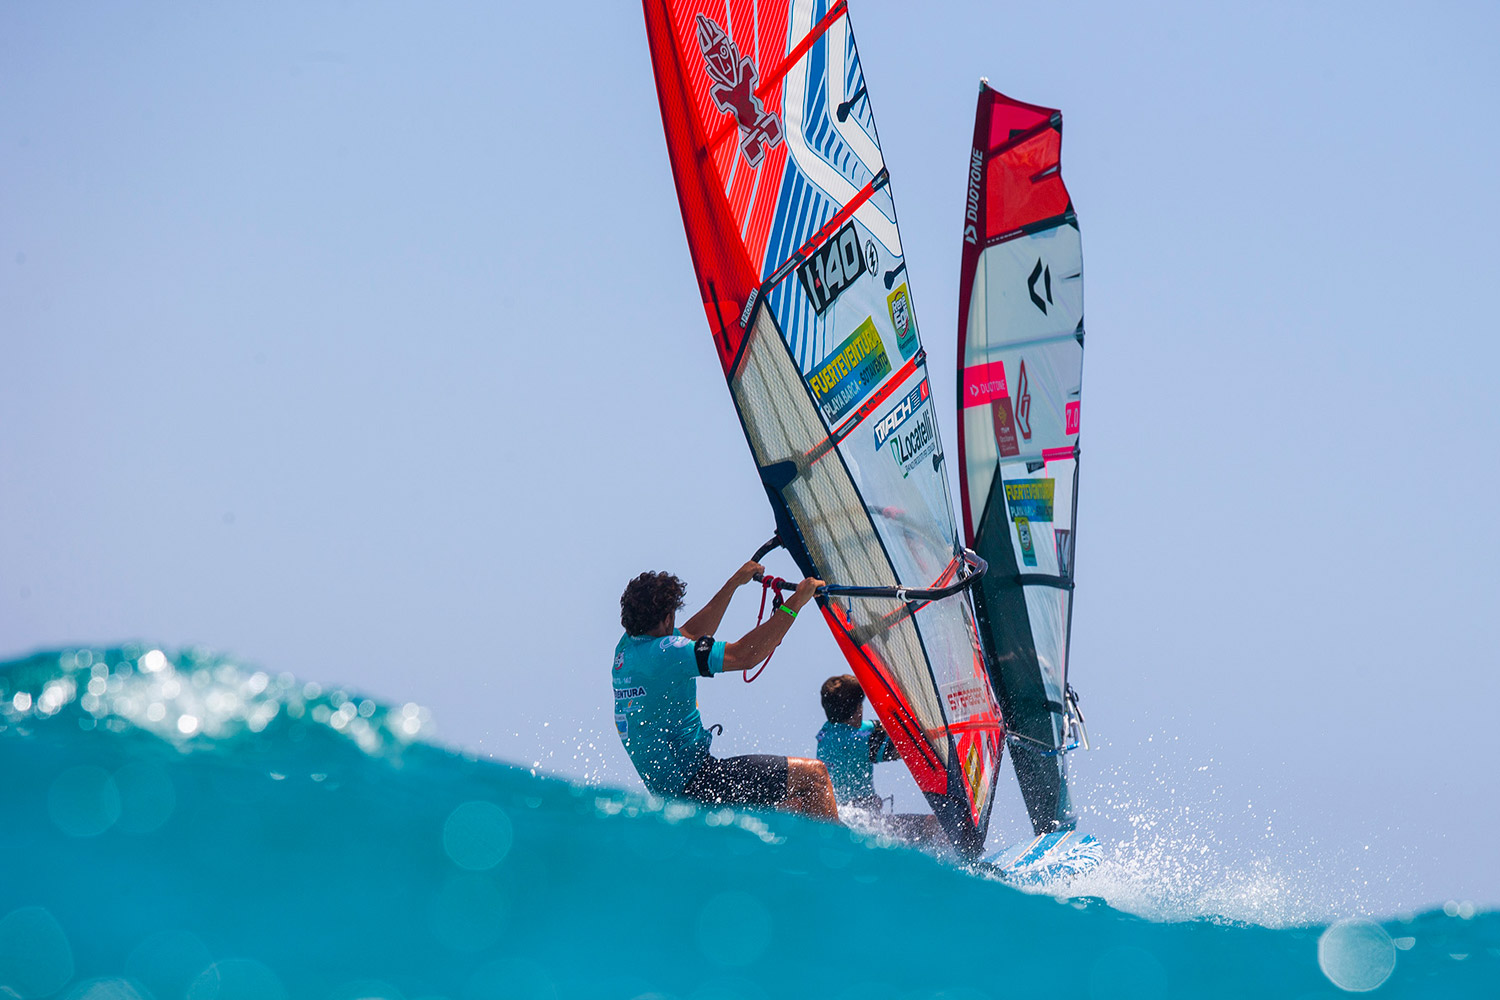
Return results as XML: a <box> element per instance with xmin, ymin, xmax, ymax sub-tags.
<box><xmin>0</xmin><ymin>646</ymin><xmax>433</xmax><ymax>758</ymax></box>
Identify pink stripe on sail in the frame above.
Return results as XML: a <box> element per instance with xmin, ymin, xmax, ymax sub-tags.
<box><xmin>962</xmin><ymin>361</ymin><xmax>1009</xmax><ymax>407</ymax></box>
<box><xmin>1042</xmin><ymin>447</ymin><xmax>1076</xmax><ymax>463</ymax></box>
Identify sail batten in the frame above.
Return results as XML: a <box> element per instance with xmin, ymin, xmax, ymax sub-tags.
<box><xmin>645</xmin><ymin>0</ymin><xmax>1004</xmax><ymax>856</ymax></box>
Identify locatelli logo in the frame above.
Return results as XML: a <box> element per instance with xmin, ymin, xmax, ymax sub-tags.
<box><xmin>1027</xmin><ymin>258</ymin><xmax>1054</xmax><ymax>313</ymax></box>
<box><xmin>696</xmin><ymin>15</ymin><xmax>784</xmax><ymax>168</ymax></box>
<box><xmin>872</xmin><ymin>379</ymin><xmax>930</xmax><ymax>449</ymax></box>
<box><xmin>797</xmin><ymin>221</ymin><xmax>867</xmax><ymax>314</ymax></box>
<box><xmin>1015</xmin><ymin>360</ymin><xmax>1033</xmax><ymax>440</ymax></box>
<box><xmin>885</xmin><ymin>404</ymin><xmax>938</xmax><ymax>479</ymax></box>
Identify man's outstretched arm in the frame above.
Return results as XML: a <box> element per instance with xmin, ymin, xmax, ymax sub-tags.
<box><xmin>678</xmin><ymin>560</ymin><xmax>762</xmax><ymax>640</ymax></box>
<box><xmin>721</xmin><ymin>577</ymin><xmax>824</xmax><ymax>672</ymax></box>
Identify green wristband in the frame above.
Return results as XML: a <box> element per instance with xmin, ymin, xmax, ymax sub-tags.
<box><xmin>777</xmin><ymin>604</ymin><xmax>797</xmax><ymax>619</ymax></box>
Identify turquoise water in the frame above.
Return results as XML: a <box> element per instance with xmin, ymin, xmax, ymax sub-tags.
<box><xmin>0</xmin><ymin>647</ymin><xmax>1493</xmax><ymax>999</ymax></box>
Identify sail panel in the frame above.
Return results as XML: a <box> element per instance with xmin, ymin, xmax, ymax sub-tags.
<box><xmin>645</xmin><ymin>0</ymin><xmax>1004</xmax><ymax>854</ymax></box>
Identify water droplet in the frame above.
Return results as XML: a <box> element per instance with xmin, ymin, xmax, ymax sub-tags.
<box><xmin>125</xmin><ymin>929</ymin><xmax>213</xmax><ymax>999</ymax></box>
<box><xmin>48</xmin><ymin>765</ymin><xmax>121</xmax><ymax>837</ymax></box>
<box><xmin>325</xmin><ymin>979</ymin><xmax>407</xmax><ymax>1000</ymax></box>
<box><xmin>442</xmin><ymin>801</ymin><xmax>514</xmax><ymax>871</ymax></box>
<box><xmin>0</xmin><ymin>907</ymin><xmax>74</xmax><ymax>997</ymax></box>
<box><xmin>114</xmin><ymin>761</ymin><xmax>176</xmax><ymax>835</ymax></box>
<box><xmin>1318</xmin><ymin>919</ymin><xmax>1396</xmax><ymax>992</ymax></box>
<box><xmin>186</xmin><ymin>958</ymin><xmax>288</xmax><ymax>1000</ymax></box>
<box><xmin>64</xmin><ymin>976</ymin><xmax>150</xmax><ymax>999</ymax></box>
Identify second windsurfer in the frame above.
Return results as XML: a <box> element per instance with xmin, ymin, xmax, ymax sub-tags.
<box><xmin>612</xmin><ymin>564</ymin><xmax>839</xmax><ymax>820</ymax></box>
<box><xmin>815</xmin><ymin>673</ymin><xmax>944</xmax><ymax>844</ymax></box>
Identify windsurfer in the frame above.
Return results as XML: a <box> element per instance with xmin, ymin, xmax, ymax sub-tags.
<box><xmin>612</xmin><ymin>565</ymin><xmax>839</xmax><ymax>820</ymax></box>
<box><xmin>815</xmin><ymin>673</ymin><xmax>944</xmax><ymax>843</ymax></box>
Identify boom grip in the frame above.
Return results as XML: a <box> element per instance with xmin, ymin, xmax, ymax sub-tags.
<box><xmin>749</xmin><ymin>535</ymin><xmax>782</xmax><ymax>582</ymax></box>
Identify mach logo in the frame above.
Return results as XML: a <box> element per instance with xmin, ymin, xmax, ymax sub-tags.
<box><xmin>1027</xmin><ymin>258</ymin><xmax>1053</xmax><ymax>313</ymax></box>
<box><xmin>696</xmin><ymin>15</ymin><xmax>784</xmax><ymax>168</ymax></box>
<box><xmin>873</xmin><ymin>379</ymin><xmax>930</xmax><ymax>449</ymax></box>
<box><xmin>1015</xmin><ymin>360</ymin><xmax>1033</xmax><ymax>441</ymax></box>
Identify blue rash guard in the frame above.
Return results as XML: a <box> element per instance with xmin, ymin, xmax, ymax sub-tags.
<box><xmin>815</xmin><ymin>719</ymin><xmax>895</xmax><ymax>805</ymax></box>
<box><xmin>612</xmin><ymin>630</ymin><xmax>726</xmax><ymax>796</ymax></box>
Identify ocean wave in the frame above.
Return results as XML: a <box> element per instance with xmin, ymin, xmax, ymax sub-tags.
<box><xmin>0</xmin><ymin>646</ymin><xmax>1493</xmax><ymax>999</ymax></box>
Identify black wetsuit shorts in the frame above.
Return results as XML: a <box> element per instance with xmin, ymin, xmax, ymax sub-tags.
<box><xmin>681</xmin><ymin>754</ymin><xmax>789</xmax><ymax>807</ymax></box>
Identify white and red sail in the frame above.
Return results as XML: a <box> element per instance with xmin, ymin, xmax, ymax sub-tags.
<box><xmin>957</xmin><ymin>83</ymin><xmax>1086</xmax><ymax>835</ymax></box>
<box><xmin>643</xmin><ymin>0</ymin><xmax>1004</xmax><ymax>854</ymax></box>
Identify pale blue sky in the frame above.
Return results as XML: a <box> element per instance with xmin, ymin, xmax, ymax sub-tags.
<box><xmin>3</xmin><ymin>1</ymin><xmax>1497</xmax><ymax>914</ymax></box>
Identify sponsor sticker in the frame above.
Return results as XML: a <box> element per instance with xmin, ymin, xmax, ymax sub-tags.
<box><xmin>991</xmin><ymin>398</ymin><xmax>1020</xmax><ymax>458</ymax></box>
<box><xmin>942</xmin><ymin>679</ymin><xmax>989</xmax><ymax>721</ymax></box>
<box><xmin>797</xmin><ymin>221</ymin><xmax>868</xmax><ymax>314</ymax></box>
<box><xmin>884</xmin><ymin>402</ymin><xmax>938</xmax><ymax>478</ymax></box>
<box><xmin>613</xmin><ymin>686</ymin><xmax>648</xmax><ymax>702</ymax></box>
<box><xmin>887</xmin><ymin>282</ymin><xmax>919</xmax><ymax>359</ymax></box>
<box><xmin>963</xmin><ymin>147</ymin><xmax>983</xmax><ymax>245</ymax></box>
<box><xmin>1055</xmin><ymin>527</ymin><xmax>1073</xmax><ymax>577</ymax></box>
<box><xmin>808</xmin><ymin>317</ymin><xmax>891</xmax><ymax>422</ymax></box>
<box><xmin>965</xmin><ymin>740</ymin><xmax>983</xmax><ymax>800</ymax></box>
<box><xmin>1065</xmin><ymin>400</ymin><xmax>1080</xmax><ymax>436</ymax></box>
<box><xmin>1004</xmin><ymin>478</ymin><xmax>1055</xmax><ymax>522</ymax></box>
<box><xmin>872</xmin><ymin>379</ymin><xmax>930</xmax><ymax>449</ymax></box>
<box><xmin>962</xmin><ymin>361</ymin><xmax>1009</xmax><ymax>407</ymax></box>
<box><xmin>614</xmin><ymin>713</ymin><xmax>628</xmax><ymax>737</ymax></box>
<box><xmin>1015</xmin><ymin>516</ymin><xmax>1037</xmax><ymax>567</ymax></box>
<box><xmin>964</xmin><ymin>361</ymin><xmax>1021</xmax><ymax>458</ymax></box>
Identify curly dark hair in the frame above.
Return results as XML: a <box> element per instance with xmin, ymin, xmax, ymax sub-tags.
<box><xmin>820</xmin><ymin>673</ymin><xmax>864</xmax><ymax>722</ymax></box>
<box><xmin>620</xmin><ymin>571</ymin><xmax>687</xmax><ymax>636</ymax></box>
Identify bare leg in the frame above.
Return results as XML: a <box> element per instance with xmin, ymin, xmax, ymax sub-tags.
<box><xmin>779</xmin><ymin>757</ymin><xmax>840</xmax><ymax>821</ymax></box>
